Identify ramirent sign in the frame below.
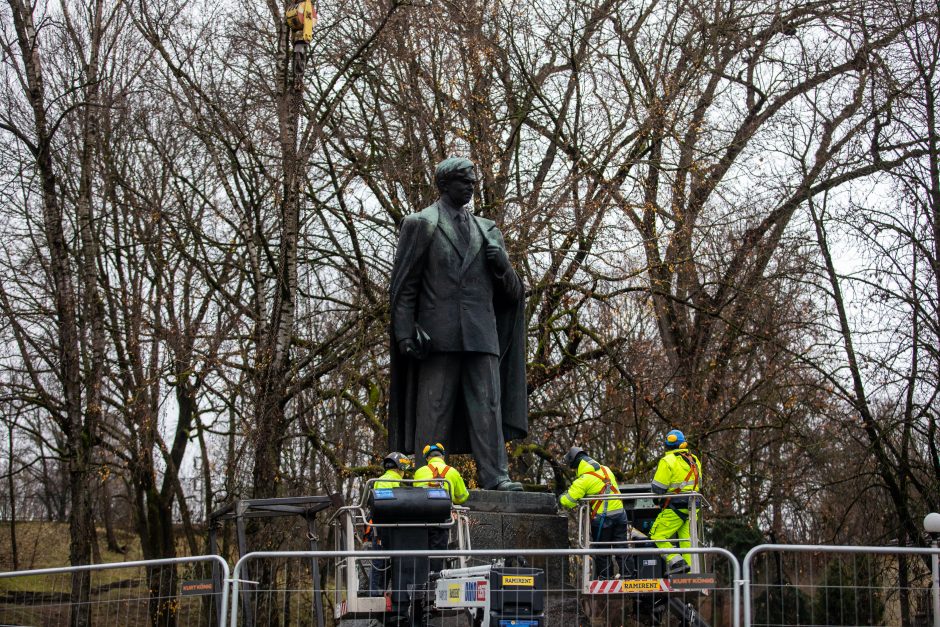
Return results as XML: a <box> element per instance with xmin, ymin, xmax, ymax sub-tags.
<box><xmin>621</xmin><ymin>579</ymin><xmax>667</xmax><ymax>592</ymax></box>
<box><xmin>501</xmin><ymin>575</ymin><xmax>535</xmax><ymax>586</ymax></box>
<box><xmin>586</xmin><ymin>579</ymin><xmax>669</xmax><ymax>594</ymax></box>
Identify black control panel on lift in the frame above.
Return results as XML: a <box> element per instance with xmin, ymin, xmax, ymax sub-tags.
<box><xmin>487</xmin><ymin>566</ymin><xmax>546</xmax><ymax>626</ymax></box>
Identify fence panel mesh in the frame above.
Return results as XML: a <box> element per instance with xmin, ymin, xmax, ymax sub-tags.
<box><xmin>0</xmin><ymin>556</ymin><xmax>228</xmax><ymax>627</ymax></box>
<box><xmin>744</xmin><ymin>545</ymin><xmax>938</xmax><ymax>627</ymax></box>
<box><xmin>231</xmin><ymin>547</ymin><xmax>737</xmax><ymax>627</ymax></box>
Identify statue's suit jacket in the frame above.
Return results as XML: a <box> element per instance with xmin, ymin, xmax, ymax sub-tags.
<box><xmin>388</xmin><ymin>201</ymin><xmax>528</xmax><ymax>454</ymax></box>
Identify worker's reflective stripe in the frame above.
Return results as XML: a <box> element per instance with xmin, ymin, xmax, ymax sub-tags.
<box><xmin>653</xmin><ymin>449</ymin><xmax>702</xmax><ymax>515</ymax></box>
<box><xmin>662</xmin><ymin>479</ymin><xmax>696</xmax><ymax>490</ymax></box>
<box><xmin>660</xmin><ymin>451</ymin><xmax>700</xmax><ymax>511</ymax></box>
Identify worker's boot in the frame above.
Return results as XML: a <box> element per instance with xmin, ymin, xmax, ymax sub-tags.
<box><xmin>665</xmin><ymin>556</ymin><xmax>690</xmax><ymax>576</ymax></box>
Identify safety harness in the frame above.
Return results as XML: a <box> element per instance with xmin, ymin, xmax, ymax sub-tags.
<box><xmin>584</xmin><ymin>465</ymin><xmax>621</xmax><ymax>518</ymax></box>
<box><xmin>428</xmin><ymin>463</ymin><xmax>452</xmax><ymax>489</ymax></box>
<box><xmin>662</xmin><ymin>451</ymin><xmax>700</xmax><ymax>511</ymax></box>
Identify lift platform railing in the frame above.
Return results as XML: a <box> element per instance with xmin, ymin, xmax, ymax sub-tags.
<box><xmin>326</xmin><ymin>478</ymin><xmax>472</xmax><ymax>620</ymax></box>
<box><xmin>576</xmin><ymin>492</ymin><xmax>709</xmax><ymax>574</ymax></box>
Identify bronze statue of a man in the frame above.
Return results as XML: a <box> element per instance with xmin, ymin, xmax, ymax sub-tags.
<box><xmin>388</xmin><ymin>157</ymin><xmax>527</xmax><ymax>491</ymax></box>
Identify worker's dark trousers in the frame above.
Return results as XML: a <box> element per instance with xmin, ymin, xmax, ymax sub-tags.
<box><xmin>428</xmin><ymin>526</ymin><xmax>449</xmax><ymax>574</ymax></box>
<box><xmin>591</xmin><ymin>510</ymin><xmax>628</xmax><ymax>579</ymax></box>
<box><xmin>369</xmin><ymin>529</ymin><xmax>391</xmax><ymax>595</ymax></box>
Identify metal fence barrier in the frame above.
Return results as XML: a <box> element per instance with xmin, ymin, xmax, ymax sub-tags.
<box><xmin>743</xmin><ymin>544</ymin><xmax>940</xmax><ymax>627</ymax></box>
<box><xmin>230</xmin><ymin>547</ymin><xmax>739</xmax><ymax>627</ymax></box>
<box><xmin>2</xmin><ymin>543</ymin><xmax>938</xmax><ymax>625</ymax></box>
<box><xmin>0</xmin><ymin>555</ymin><xmax>230</xmax><ymax>627</ymax></box>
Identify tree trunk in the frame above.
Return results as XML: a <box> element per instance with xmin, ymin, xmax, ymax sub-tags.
<box><xmin>101</xmin><ymin>479</ymin><xmax>121</xmax><ymax>553</ymax></box>
<box><xmin>130</xmin><ymin>409</ymin><xmax>180</xmax><ymax>627</ymax></box>
<box><xmin>809</xmin><ymin>202</ymin><xmax>924</xmax><ymax>546</ymax></box>
<box><xmin>898</xmin><ymin>527</ymin><xmax>911</xmax><ymax>627</ymax></box>
<box><xmin>249</xmin><ymin>13</ymin><xmax>301</xmax><ymax>536</ymax></box>
<box><xmin>4</xmin><ymin>3</ymin><xmax>98</xmax><ymax>625</ymax></box>
<box><xmin>7</xmin><ymin>423</ymin><xmax>18</xmax><ymax>571</ymax></box>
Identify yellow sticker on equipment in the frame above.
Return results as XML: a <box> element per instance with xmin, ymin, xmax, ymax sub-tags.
<box><xmin>621</xmin><ymin>579</ymin><xmax>664</xmax><ymax>592</ymax></box>
<box><xmin>502</xmin><ymin>575</ymin><xmax>534</xmax><ymax>586</ymax></box>
<box><xmin>448</xmin><ymin>584</ymin><xmax>460</xmax><ymax>600</ymax></box>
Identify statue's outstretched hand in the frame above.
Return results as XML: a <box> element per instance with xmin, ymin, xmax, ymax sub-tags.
<box><xmin>485</xmin><ymin>244</ymin><xmax>511</xmax><ymax>273</ymax></box>
<box><xmin>398</xmin><ymin>338</ymin><xmax>421</xmax><ymax>359</ymax></box>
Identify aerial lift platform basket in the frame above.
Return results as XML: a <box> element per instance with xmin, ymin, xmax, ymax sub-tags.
<box><xmin>330</xmin><ymin>479</ymin><xmax>546</xmax><ymax>626</ymax></box>
<box><xmin>575</xmin><ymin>489</ymin><xmax>713</xmax><ymax>626</ymax></box>
<box><xmin>328</xmin><ymin>478</ymin><xmax>472</xmax><ymax>623</ymax></box>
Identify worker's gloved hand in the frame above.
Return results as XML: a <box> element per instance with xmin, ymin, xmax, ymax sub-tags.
<box><xmin>398</xmin><ymin>338</ymin><xmax>422</xmax><ymax>359</ymax></box>
<box><xmin>485</xmin><ymin>245</ymin><xmax>511</xmax><ymax>273</ymax></box>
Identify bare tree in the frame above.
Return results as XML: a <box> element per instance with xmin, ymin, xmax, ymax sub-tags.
<box><xmin>0</xmin><ymin>0</ymin><xmax>938</xmax><ymax>576</ymax></box>
<box><xmin>0</xmin><ymin>0</ymin><xmax>114</xmax><ymax>621</ymax></box>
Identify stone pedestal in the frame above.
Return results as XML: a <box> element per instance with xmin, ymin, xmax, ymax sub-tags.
<box><xmin>464</xmin><ymin>490</ymin><xmax>567</xmax><ymax>548</ymax></box>
<box><xmin>462</xmin><ymin>490</ymin><xmax>570</xmax><ymax>591</ymax></box>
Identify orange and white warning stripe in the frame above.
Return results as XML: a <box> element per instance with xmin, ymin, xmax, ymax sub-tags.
<box><xmin>586</xmin><ymin>579</ymin><xmax>622</xmax><ymax>594</ymax></box>
<box><xmin>586</xmin><ymin>579</ymin><xmax>673</xmax><ymax>594</ymax></box>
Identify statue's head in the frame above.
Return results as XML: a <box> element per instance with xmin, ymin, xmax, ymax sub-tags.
<box><xmin>435</xmin><ymin>157</ymin><xmax>475</xmax><ymax>189</ymax></box>
<box><xmin>435</xmin><ymin>157</ymin><xmax>476</xmax><ymax>207</ymax></box>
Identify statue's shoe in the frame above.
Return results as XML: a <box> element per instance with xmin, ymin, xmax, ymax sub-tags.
<box><xmin>494</xmin><ymin>480</ymin><xmax>524</xmax><ymax>491</ymax></box>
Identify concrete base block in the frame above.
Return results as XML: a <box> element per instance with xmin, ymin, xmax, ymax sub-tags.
<box><xmin>462</xmin><ymin>490</ymin><xmax>570</xmax><ymax>590</ymax></box>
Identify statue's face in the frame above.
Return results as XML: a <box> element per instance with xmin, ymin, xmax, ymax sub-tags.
<box><xmin>441</xmin><ymin>169</ymin><xmax>477</xmax><ymax>207</ymax></box>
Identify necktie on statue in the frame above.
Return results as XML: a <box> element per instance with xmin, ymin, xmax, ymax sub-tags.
<box><xmin>456</xmin><ymin>210</ymin><xmax>470</xmax><ymax>247</ymax></box>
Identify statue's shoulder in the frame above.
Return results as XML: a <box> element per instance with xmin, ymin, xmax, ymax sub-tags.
<box><xmin>412</xmin><ymin>202</ymin><xmax>440</xmax><ymax>221</ymax></box>
<box><xmin>402</xmin><ymin>203</ymin><xmax>439</xmax><ymax>230</ymax></box>
<box><xmin>474</xmin><ymin>215</ymin><xmax>498</xmax><ymax>231</ymax></box>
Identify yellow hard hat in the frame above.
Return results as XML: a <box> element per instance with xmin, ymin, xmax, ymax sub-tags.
<box><xmin>423</xmin><ymin>442</ymin><xmax>445</xmax><ymax>457</ymax></box>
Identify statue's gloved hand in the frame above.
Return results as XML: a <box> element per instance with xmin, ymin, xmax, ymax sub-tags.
<box><xmin>485</xmin><ymin>244</ymin><xmax>511</xmax><ymax>273</ymax></box>
<box><xmin>398</xmin><ymin>338</ymin><xmax>422</xmax><ymax>359</ymax></box>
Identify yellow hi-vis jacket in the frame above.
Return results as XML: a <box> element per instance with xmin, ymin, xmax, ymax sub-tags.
<box><xmin>414</xmin><ymin>457</ymin><xmax>469</xmax><ymax>504</ymax></box>
<box><xmin>374</xmin><ymin>469</ymin><xmax>404</xmax><ymax>490</ymax></box>
<box><xmin>559</xmin><ymin>459</ymin><xmax>624</xmax><ymax>517</ymax></box>
<box><xmin>650</xmin><ymin>449</ymin><xmax>702</xmax><ymax>510</ymax></box>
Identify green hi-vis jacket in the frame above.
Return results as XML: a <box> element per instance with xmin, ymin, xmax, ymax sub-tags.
<box><xmin>414</xmin><ymin>457</ymin><xmax>469</xmax><ymax>504</ymax></box>
<box><xmin>559</xmin><ymin>459</ymin><xmax>624</xmax><ymax>517</ymax></box>
<box><xmin>650</xmin><ymin>448</ymin><xmax>702</xmax><ymax>510</ymax></box>
<box><xmin>374</xmin><ymin>469</ymin><xmax>404</xmax><ymax>489</ymax></box>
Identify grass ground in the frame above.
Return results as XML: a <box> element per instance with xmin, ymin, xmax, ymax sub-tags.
<box><xmin>0</xmin><ymin>521</ymin><xmax>143</xmax><ymax>572</ymax></box>
<box><xmin>0</xmin><ymin>523</ymin><xmax>222</xmax><ymax>626</ymax></box>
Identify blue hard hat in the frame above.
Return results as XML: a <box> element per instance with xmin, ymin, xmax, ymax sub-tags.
<box><xmin>665</xmin><ymin>429</ymin><xmax>687</xmax><ymax>448</ymax></box>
